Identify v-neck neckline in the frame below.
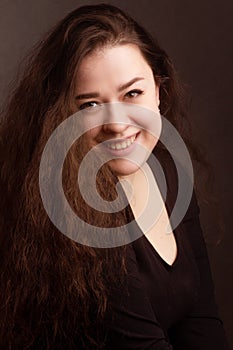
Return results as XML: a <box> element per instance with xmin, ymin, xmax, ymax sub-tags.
<box><xmin>125</xmin><ymin>155</ymin><xmax>180</xmax><ymax>268</ymax></box>
<box><xmin>132</xmin><ymin>215</ymin><xmax>180</xmax><ymax>269</ymax></box>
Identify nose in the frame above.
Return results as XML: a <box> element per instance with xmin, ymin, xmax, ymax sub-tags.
<box><xmin>103</xmin><ymin>121</ymin><xmax>128</xmax><ymax>134</ymax></box>
<box><xmin>102</xmin><ymin>103</ymin><xmax>129</xmax><ymax>134</ymax></box>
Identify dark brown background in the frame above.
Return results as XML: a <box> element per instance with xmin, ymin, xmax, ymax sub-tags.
<box><xmin>0</xmin><ymin>0</ymin><xmax>232</xmax><ymax>347</ymax></box>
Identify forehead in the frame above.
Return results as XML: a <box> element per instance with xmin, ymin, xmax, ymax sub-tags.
<box><xmin>75</xmin><ymin>44</ymin><xmax>153</xmax><ymax>91</ymax></box>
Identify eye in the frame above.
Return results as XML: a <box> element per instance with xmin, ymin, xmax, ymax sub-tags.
<box><xmin>125</xmin><ymin>89</ymin><xmax>144</xmax><ymax>99</ymax></box>
<box><xmin>79</xmin><ymin>101</ymin><xmax>101</xmax><ymax>111</ymax></box>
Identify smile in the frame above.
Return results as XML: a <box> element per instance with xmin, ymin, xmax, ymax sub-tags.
<box><xmin>106</xmin><ymin>134</ymin><xmax>137</xmax><ymax>151</ymax></box>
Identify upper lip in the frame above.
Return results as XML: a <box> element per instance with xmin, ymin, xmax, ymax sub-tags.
<box><xmin>102</xmin><ymin>132</ymin><xmax>139</xmax><ymax>144</ymax></box>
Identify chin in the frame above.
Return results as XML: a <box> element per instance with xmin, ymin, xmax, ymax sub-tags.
<box><xmin>108</xmin><ymin>159</ymin><xmax>141</xmax><ymax>177</ymax></box>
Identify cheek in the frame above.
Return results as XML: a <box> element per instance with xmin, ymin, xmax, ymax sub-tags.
<box><xmin>84</xmin><ymin>127</ymin><xmax>102</xmax><ymax>145</ymax></box>
<box><xmin>147</xmin><ymin>91</ymin><xmax>160</xmax><ymax>111</ymax></box>
<box><xmin>144</xmin><ymin>80</ymin><xmax>160</xmax><ymax>110</ymax></box>
<box><xmin>143</xmin><ymin>131</ymin><xmax>159</xmax><ymax>149</ymax></box>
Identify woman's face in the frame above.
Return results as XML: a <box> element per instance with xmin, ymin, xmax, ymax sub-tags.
<box><xmin>75</xmin><ymin>44</ymin><xmax>160</xmax><ymax>177</ymax></box>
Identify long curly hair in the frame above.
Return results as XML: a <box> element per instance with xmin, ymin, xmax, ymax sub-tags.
<box><xmin>0</xmin><ymin>3</ymin><xmax>211</xmax><ymax>349</ymax></box>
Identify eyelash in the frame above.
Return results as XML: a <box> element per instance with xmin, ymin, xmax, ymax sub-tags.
<box><xmin>125</xmin><ymin>89</ymin><xmax>144</xmax><ymax>99</ymax></box>
<box><xmin>79</xmin><ymin>89</ymin><xmax>144</xmax><ymax>110</ymax></box>
<box><xmin>79</xmin><ymin>101</ymin><xmax>100</xmax><ymax>110</ymax></box>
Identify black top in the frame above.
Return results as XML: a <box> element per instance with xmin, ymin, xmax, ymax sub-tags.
<box><xmin>103</xmin><ymin>150</ymin><xmax>230</xmax><ymax>349</ymax></box>
<box><xmin>31</xmin><ymin>150</ymin><xmax>230</xmax><ymax>350</ymax></box>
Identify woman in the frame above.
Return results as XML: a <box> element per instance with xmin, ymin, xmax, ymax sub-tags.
<box><xmin>0</xmin><ymin>4</ymin><xmax>230</xmax><ymax>349</ymax></box>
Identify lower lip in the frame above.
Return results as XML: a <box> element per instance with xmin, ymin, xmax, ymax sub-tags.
<box><xmin>102</xmin><ymin>133</ymin><xmax>139</xmax><ymax>157</ymax></box>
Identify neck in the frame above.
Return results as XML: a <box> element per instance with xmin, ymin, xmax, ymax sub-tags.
<box><xmin>118</xmin><ymin>164</ymin><xmax>148</xmax><ymax>214</ymax></box>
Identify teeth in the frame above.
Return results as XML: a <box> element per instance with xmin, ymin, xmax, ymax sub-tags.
<box><xmin>107</xmin><ymin>135</ymin><xmax>136</xmax><ymax>150</ymax></box>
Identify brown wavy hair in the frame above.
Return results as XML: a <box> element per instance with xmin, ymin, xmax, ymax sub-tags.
<box><xmin>0</xmin><ymin>3</ymin><xmax>214</xmax><ymax>349</ymax></box>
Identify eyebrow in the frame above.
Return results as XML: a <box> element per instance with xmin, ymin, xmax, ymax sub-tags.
<box><xmin>75</xmin><ymin>77</ymin><xmax>145</xmax><ymax>100</ymax></box>
<box><xmin>118</xmin><ymin>77</ymin><xmax>145</xmax><ymax>92</ymax></box>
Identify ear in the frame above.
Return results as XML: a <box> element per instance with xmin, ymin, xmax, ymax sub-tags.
<box><xmin>155</xmin><ymin>84</ymin><xmax>160</xmax><ymax>107</ymax></box>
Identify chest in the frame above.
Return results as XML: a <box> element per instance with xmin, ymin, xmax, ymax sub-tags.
<box><xmin>122</xmin><ymin>163</ymin><xmax>178</xmax><ymax>266</ymax></box>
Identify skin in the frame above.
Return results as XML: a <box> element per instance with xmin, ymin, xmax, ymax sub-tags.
<box><xmin>75</xmin><ymin>44</ymin><xmax>177</xmax><ymax>264</ymax></box>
